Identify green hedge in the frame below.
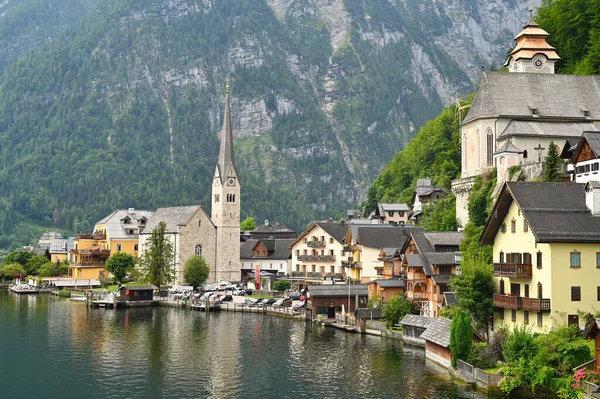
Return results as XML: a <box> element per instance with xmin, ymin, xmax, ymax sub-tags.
<box><xmin>58</xmin><ymin>290</ymin><xmax>71</xmax><ymax>298</ymax></box>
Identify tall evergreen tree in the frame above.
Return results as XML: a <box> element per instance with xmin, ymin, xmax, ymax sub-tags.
<box><xmin>543</xmin><ymin>141</ymin><xmax>562</xmax><ymax>182</ymax></box>
<box><xmin>450</xmin><ymin>309</ymin><xmax>472</xmax><ymax>367</ymax></box>
<box><xmin>138</xmin><ymin>222</ymin><xmax>175</xmax><ymax>288</ymax></box>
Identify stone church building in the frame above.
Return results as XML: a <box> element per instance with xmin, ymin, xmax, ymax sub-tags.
<box><xmin>452</xmin><ymin>13</ymin><xmax>600</xmax><ymax>227</ymax></box>
<box><xmin>140</xmin><ymin>83</ymin><xmax>241</xmax><ymax>284</ymax></box>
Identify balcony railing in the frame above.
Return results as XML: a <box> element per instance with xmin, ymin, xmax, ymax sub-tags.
<box><xmin>406</xmin><ymin>272</ymin><xmax>427</xmax><ymax>282</ymax></box>
<box><xmin>71</xmin><ymin>248</ymin><xmax>110</xmax><ymax>256</ymax></box>
<box><xmin>493</xmin><ymin>294</ymin><xmax>551</xmax><ymax>312</ymax></box>
<box><xmin>343</xmin><ymin>245</ymin><xmax>358</xmax><ymax>252</ymax></box>
<box><xmin>297</xmin><ymin>255</ymin><xmax>336</xmax><ymax>262</ymax></box>
<box><xmin>493</xmin><ymin>293</ymin><xmax>522</xmax><ymax>310</ymax></box>
<box><xmin>307</xmin><ymin>241</ymin><xmax>326</xmax><ymax>248</ymax></box>
<box><xmin>341</xmin><ymin>260</ymin><xmax>362</xmax><ymax>269</ymax></box>
<box><xmin>325</xmin><ymin>273</ymin><xmax>344</xmax><ymax>280</ymax></box>
<box><xmin>306</xmin><ymin>272</ymin><xmax>323</xmax><ymax>279</ymax></box>
<box><xmin>291</xmin><ymin>271</ymin><xmax>306</xmax><ymax>277</ymax></box>
<box><xmin>522</xmin><ymin>297</ymin><xmax>551</xmax><ymax>312</ymax></box>
<box><xmin>408</xmin><ymin>291</ymin><xmax>429</xmax><ymax>300</ymax></box>
<box><xmin>493</xmin><ymin>263</ymin><xmax>532</xmax><ymax>279</ymax></box>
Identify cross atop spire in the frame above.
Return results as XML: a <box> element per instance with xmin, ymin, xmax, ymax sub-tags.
<box><xmin>529</xmin><ymin>0</ymin><xmax>534</xmax><ymax>23</ymax></box>
<box><xmin>216</xmin><ymin>79</ymin><xmax>236</xmax><ymax>182</ymax></box>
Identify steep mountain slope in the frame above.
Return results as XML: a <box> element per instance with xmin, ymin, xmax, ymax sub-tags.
<box><xmin>0</xmin><ymin>0</ymin><xmax>534</xmax><ymax>246</ymax></box>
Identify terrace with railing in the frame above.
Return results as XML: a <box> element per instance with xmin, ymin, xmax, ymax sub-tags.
<box><xmin>493</xmin><ymin>263</ymin><xmax>532</xmax><ymax>279</ymax></box>
<box><xmin>297</xmin><ymin>255</ymin><xmax>336</xmax><ymax>262</ymax></box>
<box><xmin>341</xmin><ymin>260</ymin><xmax>362</xmax><ymax>269</ymax></box>
<box><xmin>307</xmin><ymin>241</ymin><xmax>326</xmax><ymax>248</ymax></box>
<box><xmin>493</xmin><ymin>293</ymin><xmax>551</xmax><ymax>312</ymax></box>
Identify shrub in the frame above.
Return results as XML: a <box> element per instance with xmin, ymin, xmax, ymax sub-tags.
<box><xmin>502</xmin><ymin>325</ymin><xmax>536</xmax><ymax>364</ymax></box>
<box><xmin>467</xmin><ymin>342</ymin><xmax>498</xmax><ymax>370</ymax></box>
<box><xmin>58</xmin><ymin>290</ymin><xmax>71</xmax><ymax>298</ymax></box>
<box><xmin>273</xmin><ymin>280</ymin><xmax>291</xmax><ymax>292</ymax></box>
<box><xmin>382</xmin><ymin>294</ymin><xmax>418</xmax><ymax>328</ymax></box>
<box><xmin>450</xmin><ymin>308</ymin><xmax>472</xmax><ymax>367</ymax></box>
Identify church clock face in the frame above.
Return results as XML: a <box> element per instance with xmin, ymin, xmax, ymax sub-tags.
<box><xmin>532</xmin><ymin>54</ymin><xmax>545</xmax><ymax>70</ymax></box>
<box><xmin>227</xmin><ymin>177</ymin><xmax>236</xmax><ymax>186</ymax></box>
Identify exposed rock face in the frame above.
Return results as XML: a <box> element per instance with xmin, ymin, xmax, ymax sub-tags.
<box><xmin>0</xmin><ymin>0</ymin><xmax>543</xmax><ymax>238</ymax></box>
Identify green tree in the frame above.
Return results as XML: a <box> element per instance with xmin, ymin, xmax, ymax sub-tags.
<box><xmin>419</xmin><ymin>195</ymin><xmax>457</xmax><ymax>231</ymax></box>
<box><xmin>543</xmin><ymin>141</ymin><xmax>562</xmax><ymax>182</ymax></box>
<box><xmin>0</xmin><ymin>263</ymin><xmax>26</xmax><ymax>281</ymax></box>
<box><xmin>183</xmin><ymin>255</ymin><xmax>210</xmax><ymax>290</ymax></box>
<box><xmin>273</xmin><ymin>280</ymin><xmax>291</xmax><ymax>292</ymax></box>
<box><xmin>138</xmin><ymin>222</ymin><xmax>175</xmax><ymax>289</ymax></box>
<box><xmin>382</xmin><ymin>294</ymin><xmax>418</xmax><ymax>328</ymax></box>
<box><xmin>105</xmin><ymin>252</ymin><xmax>135</xmax><ymax>283</ymax></box>
<box><xmin>450</xmin><ymin>308</ymin><xmax>472</xmax><ymax>367</ymax></box>
<box><xmin>26</xmin><ymin>254</ymin><xmax>51</xmax><ymax>276</ymax></box>
<box><xmin>240</xmin><ymin>217</ymin><xmax>257</xmax><ymax>231</ymax></box>
<box><xmin>450</xmin><ymin>262</ymin><xmax>495</xmax><ymax>334</ymax></box>
<box><xmin>4</xmin><ymin>250</ymin><xmax>33</xmax><ymax>268</ymax></box>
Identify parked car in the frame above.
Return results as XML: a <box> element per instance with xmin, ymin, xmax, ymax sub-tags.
<box><xmin>258</xmin><ymin>298</ymin><xmax>277</xmax><ymax>307</ymax></box>
<box><xmin>242</xmin><ymin>298</ymin><xmax>259</xmax><ymax>307</ymax></box>
<box><xmin>293</xmin><ymin>301</ymin><xmax>306</xmax><ymax>312</ymax></box>
<box><xmin>288</xmin><ymin>292</ymin><xmax>301</xmax><ymax>300</ymax></box>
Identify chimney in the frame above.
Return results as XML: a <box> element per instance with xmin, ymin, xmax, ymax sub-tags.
<box><xmin>128</xmin><ymin>208</ymin><xmax>135</xmax><ymax>215</ymax></box>
<box><xmin>265</xmin><ymin>220</ymin><xmax>270</xmax><ymax>226</ymax></box>
<box><xmin>585</xmin><ymin>182</ymin><xmax>600</xmax><ymax>216</ymax></box>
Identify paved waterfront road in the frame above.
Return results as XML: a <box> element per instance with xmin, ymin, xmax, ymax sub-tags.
<box><xmin>0</xmin><ymin>290</ymin><xmax>491</xmax><ymax>399</ymax></box>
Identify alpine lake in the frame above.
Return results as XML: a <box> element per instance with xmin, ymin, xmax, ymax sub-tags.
<box><xmin>0</xmin><ymin>289</ymin><xmax>497</xmax><ymax>399</ymax></box>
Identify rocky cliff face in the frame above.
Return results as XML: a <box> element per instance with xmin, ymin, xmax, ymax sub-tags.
<box><xmin>0</xmin><ymin>0</ymin><xmax>540</xmax><ymax>240</ymax></box>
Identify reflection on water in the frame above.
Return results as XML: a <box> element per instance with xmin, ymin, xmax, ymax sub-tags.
<box><xmin>0</xmin><ymin>290</ymin><xmax>488</xmax><ymax>399</ymax></box>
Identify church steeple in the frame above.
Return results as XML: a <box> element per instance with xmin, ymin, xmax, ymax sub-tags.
<box><xmin>503</xmin><ymin>3</ymin><xmax>560</xmax><ymax>74</ymax></box>
<box><xmin>217</xmin><ymin>78</ymin><xmax>236</xmax><ymax>183</ymax></box>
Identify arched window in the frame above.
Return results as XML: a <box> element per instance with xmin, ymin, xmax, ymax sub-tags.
<box><xmin>116</xmin><ymin>243</ymin><xmax>122</xmax><ymax>251</ymax></box>
<box><xmin>523</xmin><ymin>150</ymin><xmax>528</xmax><ymax>159</ymax></box>
<box><xmin>486</xmin><ymin>129</ymin><xmax>494</xmax><ymax>167</ymax></box>
<box><xmin>195</xmin><ymin>245</ymin><xmax>203</xmax><ymax>257</ymax></box>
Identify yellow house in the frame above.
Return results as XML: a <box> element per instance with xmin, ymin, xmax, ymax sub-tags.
<box><xmin>70</xmin><ymin>208</ymin><xmax>153</xmax><ymax>280</ymax></box>
<box><xmin>49</xmin><ymin>238</ymin><xmax>70</xmax><ymax>263</ymax></box>
<box><xmin>481</xmin><ymin>181</ymin><xmax>600</xmax><ymax>332</ymax></box>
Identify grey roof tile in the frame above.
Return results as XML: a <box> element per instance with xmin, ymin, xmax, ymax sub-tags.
<box><xmin>498</xmin><ymin>121</ymin><xmax>598</xmax><ymax>140</ymax></box>
<box><xmin>420</xmin><ymin>318</ymin><xmax>452</xmax><ymax>348</ymax></box>
<box><xmin>308</xmin><ymin>284</ymin><xmax>368</xmax><ymax>297</ymax></box>
<box><xmin>143</xmin><ymin>206</ymin><xmax>209</xmax><ymax>233</ymax></box>
<box><xmin>399</xmin><ymin>314</ymin><xmax>435</xmax><ymax>328</ymax></box>
<box><xmin>464</xmin><ymin>72</ymin><xmax>600</xmax><ymax>123</ymax></box>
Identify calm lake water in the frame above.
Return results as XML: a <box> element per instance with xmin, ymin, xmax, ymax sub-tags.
<box><xmin>0</xmin><ymin>290</ymin><xmax>490</xmax><ymax>399</ymax></box>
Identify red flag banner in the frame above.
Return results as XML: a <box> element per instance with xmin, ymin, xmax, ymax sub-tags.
<box><xmin>255</xmin><ymin>265</ymin><xmax>261</xmax><ymax>290</ymax></box>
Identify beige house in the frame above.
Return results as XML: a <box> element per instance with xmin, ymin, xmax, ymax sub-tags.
<box><xmin>452</xmin><ymin>17</ymin><xmax>600</xmax><ymax>227</ymax></box>
<box><xmin>290</xmin><ymin>222</ymin><xmax>349</xmax><ymax>281</ymax></box>
<box><xmin>372</xmin><ymin>203</ymin><xmax>409</xmax><ymax>225</ymax></box>
<box><xmin>481</xmin><ymin>181</ymin><xmax>600</xmax><ymax>332</ymax></box>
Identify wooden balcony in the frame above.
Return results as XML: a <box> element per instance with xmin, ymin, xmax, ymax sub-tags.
<box><xmin>493</xmin><ymin>293</ymin><xmax>522</xmax><ymax>310</ymax></box>
<box><xmin>493</xmin><ymin>263</ymin><xmax>532</xmax><ymax>279</ymax></box>
<box><xmin>343</xmin><ymin>245</ymin><xmax>358</xmax><ymax>252</ymax></box>
<box><xmin>493</xmin><ymin>294</ymin><xmax>551</xmax><ymax>312</ymax></box>
<box><xmin>297</xmin><ymin>255</ymin><xmax>336</xmax><ymax>262</ymax></box>
<box><xmin>406</xmin><ymin>271</ymin><xmax>427</xmax><ymax>282</ymax></box>
<box><xmin>307</xmin><ymin>241</ymin><xmax>326</xmax><ymax>248</ymax></box>
<box><xmin>522</xmin><ymin>297</ymin><xmax>551</xmax><ymax>312</ymax></box>
<box><xmin>408</xmin><ymin>291</ymin><xmax>429</xmax><ymax>300</ymax></box>
<box><xmin>341</xmin><ymin>261</ymin><xmax>362</xmax><ymax>269</ymax></box>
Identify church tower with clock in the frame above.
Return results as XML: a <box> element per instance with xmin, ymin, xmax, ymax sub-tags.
<box><xmin>212</xmin><ymin>80</ymin><xmax>241</xmax><ymax>283</ymax></box>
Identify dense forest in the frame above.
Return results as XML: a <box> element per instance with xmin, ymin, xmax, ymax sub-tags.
<box><xmin>364</xmin><ymin>0</ymin><xmax>600</xmax><ymax>223</ymax></box>
<box><xmin>0</xmin><ymin>0</ymin><xmax>528</xmax><ymax>248</ymax></box>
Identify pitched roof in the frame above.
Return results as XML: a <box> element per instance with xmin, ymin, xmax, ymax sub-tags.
<box><xmin>420</xmin><ymin>318</ymin><xmax>452</xmax><ymax>348</ymax></box>
<box><xmin>125</xmin><ymin>285</ymin><xmax>158</xmax><ymax>291</ymax></box>
<box><xmin>307</xmin><ymin>284</ymin><xmax>368</xmax><ymax>297</ymax></box>
<box><xmin>399</xmin><ymin>314</ymin><xmax>435</xmax><ymax>328</ymax></box>
<box><xmin>423</xmin><ymin>252</ymin><xmax>459</xmax><ymax>266</ymax></box>
<box><xmin>317</xmin><ymin>222</ymin><xmax>349</xmax><ymax>242</ymax></box>
<box><xmin>498</xmin><ymin>121</ymin><xmax>598</xmax><ymax>140</ymax></box>
<box><xmin>464</xmin><ymin>72</ymin><xmax>600</xmax><ymax>124</ymax></box>
<box><xmin>481</xmin><ymin>181</ymin><xmax>600</xmax><ymax>244</ymax></box>
<box><xmin>423</xmin><ymin>232</ymin><xmax>463</xmax><ymax>249</ymax></box>
<box><xmin>410</xmin><ymin>232</ymin><xmax>435</xmax><ymax>253</ymax></box>
<box><xmin>368</xmin><ymin>278</ymin><xmax>406</xmax><ymax>288</ymax></box>
<box><xmin>405</xmin><ymin>254</ymin><xmax>425</xmax><ymax>268</ymax></box>
<box><xmin>240</xmin><ymin>238</ymin><xmax>294</xmax><ymax>260</ymax></box>
<box><xmin>494</xmin><ymin>140</ymin><xmax>523</xmax><ymax>155</ymax></box>
<box><xmin>253</xmin><ymin>223</ymin><xmax>295</xmax><ymax>234</ymax></box>
<box><xmin>431</xmin><ymin>274</ymin><xmax>453</xmax><ymax>285</ymax></box>
<box><xmin>572</xmin><ymin>132</ymin><xmax>600</xmax><ymax>162</ymax></box>
<box><xmin>354</xmin><ymin>225</ymin><xmax>415</xmax><ymax>248</ymax></box>
<box><xmin>143</xmin><ymin>206</ymin><xmax>212</xmax><ymax>233</ymax></box>
<box><xmin>444</xmin><ymin>292</ymin><xmax>458</xmax><ymax>306</ymax></box>
<box><xmin>96</xmin><ymin>209</ymin><xmax>154</xmax><ymax>239</ymax></box>
<box><xmin>216</xmin><ymin>87</ymin><xmax>236</xmax><ymax>183</ymax></box>
<box><xmin>49</xmin><ymin>238</ymin><xmax>68</xmax><ymax>254</ymax></box>
<box><xmin>378</xmin><ymin>203</ymin><xmax>409</xmax><ymax>212</ymax></box>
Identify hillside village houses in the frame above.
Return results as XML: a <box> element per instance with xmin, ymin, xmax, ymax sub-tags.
<box><xmin>451</xmin><ymin>14</ymin><xmax>600</xmax><ymax>228</ymax></box>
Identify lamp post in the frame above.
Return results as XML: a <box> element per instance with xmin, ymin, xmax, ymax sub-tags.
<box><xmin>344</xmin><ymin>250</ymin><xmax>353</xmax><ymax>325</ymax></box>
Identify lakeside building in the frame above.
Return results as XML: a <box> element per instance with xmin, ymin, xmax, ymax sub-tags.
<box><xmin>399</xmin><ymin>231</ymin><xmax>462</xmax><ymax>317</ymax></box>
<box><xmin>240</xmin><ymin>237</ymin><xmax>294</xmax><ymax>279</ymax></box>
<box><xmin>139</xmin><ymin>83</ymin><xmax>241</xmax><ymax>284</ymax></box>
<box><xmin>452</xmin><ymin>15</ymin><xmax>600</xmax><ymax>228</ymax></box>
<box><xmin>480</xmin><ymin>181</ymin><xmax>600</xmax><ymax>332</ymax></box>
<box><xmin>70</xmin><ymin>208</ymin><xmax>152</xmax><ymax>280</ymax></box>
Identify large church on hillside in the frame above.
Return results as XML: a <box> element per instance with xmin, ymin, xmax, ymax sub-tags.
<box><xmin>140</xmin><ymin>82</ymin><xmax>240</xmax><ymax>284</ymax></box>
<box><xmin>452</xmin><ymin>10</ymin><xmax>600</xmax><ymax>227</ymax></box>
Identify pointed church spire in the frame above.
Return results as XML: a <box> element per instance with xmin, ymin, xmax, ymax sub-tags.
<box><xmin>217</xmin><ymin>77</ymin><xmax>236</xmax><ymax>182</ymax></box>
